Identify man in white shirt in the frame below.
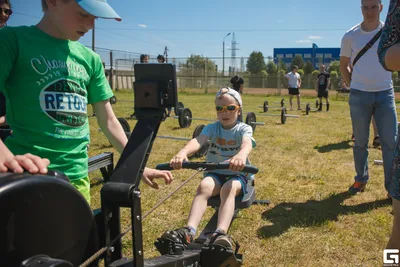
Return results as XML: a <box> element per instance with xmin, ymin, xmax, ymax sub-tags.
<box><xmin>340</xmin><ymin>0</ymin><xmax>397</xmax><ymax>196</ymax></box>
<box><xmin>284</xmin><ymin>65</ymin><xmax>302</xmax><ymax>110</ymax></box>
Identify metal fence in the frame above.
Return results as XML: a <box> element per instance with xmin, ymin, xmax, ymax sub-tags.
<box><xmin>89</xmin><ymin>47</ymin><xmax>352</xmax><ymax>92</ymax></box>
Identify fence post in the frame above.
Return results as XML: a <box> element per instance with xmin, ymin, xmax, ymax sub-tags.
<box><xmin>277</xmin><ymin>74</ymin><xmax>280</xmax><ymax>95</ymax></box>
<box><xmin>205</xmin><ymin>58</ymin><xmax>208</xmax><ymax>94</ymax></box>
<box><xmin>110</xmin><ymin>50</ymin><xmax>115</xmax><ymax>90</ymax></box>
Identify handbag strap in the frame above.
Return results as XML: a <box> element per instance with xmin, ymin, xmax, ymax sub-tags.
<box><xmin>352</xmin><ymin>28</ymin><xmax>383</xmax><ymax>67</ymax></box>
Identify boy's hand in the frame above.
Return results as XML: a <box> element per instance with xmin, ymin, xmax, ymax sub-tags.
<box><xmin>170</xmin><ymin>151</ymin><xmax>189</xmax><ymax>170</ymax></box>
<box><xmin>142</xmin><ymin>167</ymin><xmax>173</xmax><ymax>189</ymax></box>
<box><xmin>0</xmin><ymin>153</ymin><xmax>50</xmax><ymax>174</ymax></box>
<box><xmin>228</xmin><ymin>153</ymin><xmax>247</xmax><ymax>172</ymax></box>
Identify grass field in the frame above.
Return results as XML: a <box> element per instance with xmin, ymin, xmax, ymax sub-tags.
<box><xmin>87</xmin><ymin>90</ymin><xmax>394</xmax><ymax>267</ymax></box>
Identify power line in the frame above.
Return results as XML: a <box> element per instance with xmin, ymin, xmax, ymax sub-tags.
<box><xmin>97</xmin><ymin>28</ymin><xmax>348</xmax><ymax>32</ymax></box>
<box><xmin>13</xmin><ymin>11</ymin><xmax>41</xmax><ymax>19</ymax></box>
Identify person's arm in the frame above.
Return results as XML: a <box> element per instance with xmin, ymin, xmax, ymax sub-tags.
<box><xmin>298</xmin><ymin>75</ymin><xmax>302</xmax><ymax>88</ymax></box>
<box><xmin>93</xmin><ymin>100</ymin><xmax>127</xmax><ymax>154</ymax></box>
<box><xmin>340</xmin><ymin>32</ymin><xmax>352</xmax><ymax>87</ymax></box>
<box><xmin>284</xmin><ymin>73</ymin><xmax>289</xmax><ymax>80</ymax></box>
<box><xmin>228</xmin><ymin>136</ymin><xmax>253</xmax><ymax>172</ymax></box>
<box><xmin>327</xmin><ymin>77</ymin><xmax>331</xmax><ymax>90</ymax></box>
<box><xmin>169</xmin><ymin>134</ymin><xmax>208</xmax><ymax>169</ymax></box>
<box><xmin>93</xmin><ymin>100</ymin><xmax>173</xmax><ymax>188</ymax></box>
<box><xmin>340</xmin><ymin>57</ymin><xmax>351</xmax><ymax>87</ymax></box>
<box><xmin>0</xmin><ymin>28</ymin><xmax>51</xmax><ymax>174</ymax></box>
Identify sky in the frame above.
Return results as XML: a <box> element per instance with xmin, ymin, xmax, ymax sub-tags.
<box><xmin>6</xmin><ymin>0</ymin><xmax>391</xmax><ymax>60</ymax></box>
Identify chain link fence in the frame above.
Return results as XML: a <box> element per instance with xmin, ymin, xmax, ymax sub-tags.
<box><xmin>92</xmin><ymin>47</ymin><xmax>400</xmax><ymax>93</ymax></box>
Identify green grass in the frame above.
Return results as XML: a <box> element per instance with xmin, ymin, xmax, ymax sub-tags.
<box><xmin>87</xmin><ymin>90</ymin><xmax>393</xmax><ymax>267</ymax></box>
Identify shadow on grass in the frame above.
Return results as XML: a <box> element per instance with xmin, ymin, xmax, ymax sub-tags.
<box><xmin>257</xmin><ymin>191</ymin><xmax>391</xmax><ymax>239</ymax></box>
<box><xmin>314</xmin><ymin>140</ymin><xmax>353</xmax><ymax>153</ymax></box>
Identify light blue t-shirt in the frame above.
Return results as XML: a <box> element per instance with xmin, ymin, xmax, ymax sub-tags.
<box><xmin>201</xmin><ymin>121</ymin><xmax>256</xmax><ymax>180</ymax></box>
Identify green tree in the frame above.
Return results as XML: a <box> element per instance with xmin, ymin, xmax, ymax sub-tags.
<box><xmin>278</xmin><ymin>58</ymin><xmax>287</xmax><ymax>72</ymax></box>
<box><xmin>311</xmin><ymin>70</ymin><xmax>320</xmax><ymax>78</ymax></box>
<box><xmin>328</xmin><ymin>60</ymin><xmax>340</xmax><ymax>74</ymax></box>
<box><xmin>182</xmin><ymin>54</ymin><xmax>216</xmax><ymax>74</ymax></box>
<box><xmin>393</xmin><ymin>71</ymin><xmax>398</xmax><ymax>81</ymax></box>
<box><xmin>393</xmin><ymin>71</ymin><xmax>399</xmax><ymax>86</ymax></box>
<box><xmin>277</xmin><ymin>69</ymin><xmax>286</xmax><ymax>76</ymax></box>
<box><xmin>291</xmin><ymin>55</ymin><xmax>304</xmax><ymax>69</ymax></box>
<box><xmin>297</xmin><ymin>69</ymin><xmax>304</xmax><ymax>77</ymax></box>
<box><xmin>246</xmin><ymin>51</ymin><xmax>266</xmax><ymax>75</ymax></box>
<box><xmin>330</xmin><ymin>71</ymin><xmax>339</xmax><ymax>90</ymax></box>
<box><xmin>304</xmin><ymin>61</ymin><xmax>314</xmax><ymax>75</ymax></box>
<box><xmin>266</xmin><ymin>61</ymin><xmax>277</xmax><ymax>75</ymax></box>
<box><xmin>177</xmin><ymin>54</ymin><xmax>217</xmax><ymax>88</ymax></box>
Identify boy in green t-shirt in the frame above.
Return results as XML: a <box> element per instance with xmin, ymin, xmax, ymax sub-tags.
<box><xmin>0</xmin><ymin>0</ymin><xmax>173</xmax><ymax>203</ymax></box>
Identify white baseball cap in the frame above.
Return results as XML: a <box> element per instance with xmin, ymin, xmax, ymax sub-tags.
<box><xmin>216</xmin><ymin>87</ymin><xmax>243</xmax><ymax>107</ymax></box>
<box><xmin>76</xmin><ymin>0</ymin><xmax>121</xmax><ymax>21</ymax></box>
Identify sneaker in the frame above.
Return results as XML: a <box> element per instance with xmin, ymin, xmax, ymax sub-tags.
<box><xmin>161</xmin><ymin>227</ymin><xmax>193</xmax><ymax>246</ymax></box>
<box><xmin>348</xmin><ymin>181</ymin><xmax>367</xmax><ymax>194</ymax></box>
<box><xmin>373</xmin><ymin>136</ymin><xmax>381</xmax><ymax>147</ymax></box>
<box><xmin>210</xmin><ymin>232</ymin><xmax>234</xmax><ymax>250</ymax></box>
<box><xmin>297</xmin><ymin>108</ymin><xmax>302</xmax><ymax>111</ymax></box>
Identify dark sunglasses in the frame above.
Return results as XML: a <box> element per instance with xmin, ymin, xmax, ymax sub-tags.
<box><xmin>0</xmin><ymin>8</ymin><xmax>12</xmax><ymax>16</ymax></box>
<box><xmin>215</xmin><ymin>105</ymin><xmax>240</xmax><ymax>113</ymax></box>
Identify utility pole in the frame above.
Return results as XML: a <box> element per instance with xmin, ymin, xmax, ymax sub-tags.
<box><xmin>222</xmin><ymin>33</ymin><xmax>231</xmax><ymax>76</ymax></box>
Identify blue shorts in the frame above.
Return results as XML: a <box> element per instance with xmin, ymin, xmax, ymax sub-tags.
<box><xmin>204</xmin><ymin>172</ymin><xmax>248</xmax><ymax>198</ymax></box>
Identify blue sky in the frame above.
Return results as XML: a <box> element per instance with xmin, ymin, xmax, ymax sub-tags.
<box><xmin>7</xmin><ymin>0</ymin><xmax>391</xmax><ymax>59</ymax></box>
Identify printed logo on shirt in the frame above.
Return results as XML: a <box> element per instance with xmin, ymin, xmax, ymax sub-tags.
<box><xmin>216</xmin><ymin>138</ymin><xmax>237</xmax><ymax>146</ymax></box>
<box><xmin>39</xmin><ymin>78</ymin><xmax>87</xmax><ymax>127</ymax></box>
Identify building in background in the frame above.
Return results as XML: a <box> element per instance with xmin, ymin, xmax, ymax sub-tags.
<box><xmin>273</xmin><ymin>43</ymin><xmax>340</xmax><ymax>70</ymax></box>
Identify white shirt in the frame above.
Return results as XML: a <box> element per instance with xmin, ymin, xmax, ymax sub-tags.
<box><xmin>285</xmin><ymin>72</ymin><xmax>301</xmax><ymax>88</ymax></box>
<box><xmin>340</xmin><ymin>22</ymin><xmax>392</xmax><ymax>92</ymax></box>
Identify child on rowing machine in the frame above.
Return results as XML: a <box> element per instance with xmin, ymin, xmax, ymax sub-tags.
<box><xmin>162</xmin><ymin>87</ymin><xmax>256</xmax><ymax>249</ymax></box>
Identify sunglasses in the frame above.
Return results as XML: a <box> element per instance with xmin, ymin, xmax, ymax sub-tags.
<box><xmin>215</xmin><ymin>105</ymin><xmax>240</xmax><ymax>113</ymax></box>
<box><xmin>0</xmin><ymin>8</ymin><xmax>12</xmax><ymax>16</ymax></box>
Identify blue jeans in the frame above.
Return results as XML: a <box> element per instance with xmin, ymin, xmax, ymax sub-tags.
<box><xmin>349</xmin><ymin>88</ymin><xmax>398</xmax><ymax>191</ymax></box>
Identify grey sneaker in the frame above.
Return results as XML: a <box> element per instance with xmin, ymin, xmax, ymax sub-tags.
<box><xmin>211</xmin><ymin>233</ymin><xmax>234</xmax><ymax>249</ymax></box>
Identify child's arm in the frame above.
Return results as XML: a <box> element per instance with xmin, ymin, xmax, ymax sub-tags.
<box><xmin>93</xmin><ymin>100</ymin><xmax>173</xmax><ymax>188</ymax></box>
<box><xmin>93</xmin><ymin>100</ymin><xmax>127</xmax><ymax>154</ymax></box>
<box><xmin>170</xmin><ymin>134</ymin><xmax>208</xmax><ymax>169</ymax></box>
<box><xmin>228</xmin><ymin>136</ymin><xmax>253</xmax><ymax>172</ymax></box>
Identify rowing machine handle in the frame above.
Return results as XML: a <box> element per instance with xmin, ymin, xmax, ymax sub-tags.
<box><xmin>155</xmin><ymin>162</ymin><xmax>259</xmax><ymax>174</ymax></box>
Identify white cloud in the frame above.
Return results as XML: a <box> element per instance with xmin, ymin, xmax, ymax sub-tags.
<box><xmin>296</xmin><ymin>40</ymin><xmax>312</xmax><ymax>43</ymax></box>
<box><xmin>308</xmin><ymin>35</ymin><xmax>322</xmax><ymax>40</ymax></box>
<box><xmin>138</xmin><ymin>24</ymin><xmax>147</xmax><ymax>28</ymax></box>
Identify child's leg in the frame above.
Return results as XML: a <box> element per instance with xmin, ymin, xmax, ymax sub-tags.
<box><xmin>216</xmin><ymin>179</ymin><xmax>243</xmax><ymax>233</ymax></box>
<box><xmin>187</xmin><ymin>176</ymin><xmax>221</xmax><ymax>231</ymax></box>
<box><xmin>289</xmin><ymin>95</ymin><xmax>293</xmax><ymax>110</ymax></box>
<box><xmin>161</xmin><ymin>176</ymin><xmax>220</xmax><ymax>245</ymax></box>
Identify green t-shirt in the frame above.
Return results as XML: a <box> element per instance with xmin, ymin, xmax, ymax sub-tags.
<box><xmin>0</xmin><ymin>26</ymin><xmax>113</xmax><ymax>182</ymax></box>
